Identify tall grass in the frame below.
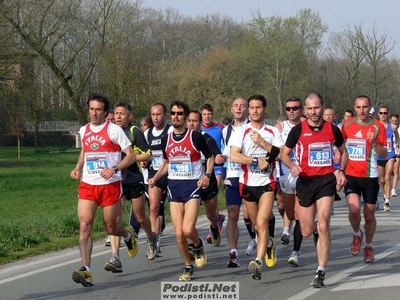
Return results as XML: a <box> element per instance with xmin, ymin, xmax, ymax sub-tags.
<box><xmin>0</xmin><ymin>148</ymin><xmax>226</xmax><ymax>264</ymax></box>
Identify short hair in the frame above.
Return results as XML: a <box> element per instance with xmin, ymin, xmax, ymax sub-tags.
<box><xmin>200</xmin><ymin>103</ymin><xmax>213</xmax><ymax>113</ymax></box>
<box><xmin>355</xmin><ymin>95</ymin><xmax>371</xmax><ymax>105</ymax></box>
<box><xmin>190</xmin><ymin>110</ymin><xmax>202</xmax><ymax>122</ymax></box>
<box><xmin>344</xmin><ymin>109</ymin><xmax>353</xmax><ymax>116</ymax></box>
<box><xmin>285</xmin><ymin>97</ymin><xmax>302</xmax><ymax>108</ymax></box>
<box><xmin>114</xmin><ymin>101</ymin><xmax>133</xmax><ymax>113</ymax></box>
<box><xmin>378</xmin><ymin>105</ymin><xmax>389</xmax><ymax>111</ymax></box>
<box><xmin>87</xmin><ymin>93</ymin><xmax>110</xmax><ymax>112</ymax></box>
<box><xmin>305</xmin><ymin>92</ymin><xmax>324</xmax><ymax>105</ymax></box>
<box><xmin>140</xmin><ymin>116</ymin><xmax>153</xmax><ymax>127</ymax></box>
<box><xmin>248</xmin><ymin>94</ymin><xmax>267</xmax><ymax>107</ymax></box>
<box><xmin>171</xmin><ymin>101</ymin><xmax>190</xmax><ymax>116</ymax></box>
<box><xmin>151</xmin><ymin>102</ymin><xmax>167</xmax><ymax>115</ymax></box>
<box><xmin>390</xmin><ymin>113</ymin><xmax>399</xmax><ymax>119</ymax></box>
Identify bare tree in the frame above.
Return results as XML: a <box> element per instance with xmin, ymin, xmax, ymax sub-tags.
<box><xmin>1</xmin><ymin>0</ymin><xmax>125</xmax><ymax>124</ymax></box>
<box><xmin>246</xmin><ymin>9</ymin><xmax>327</xmax><ymax>114</ymax></box>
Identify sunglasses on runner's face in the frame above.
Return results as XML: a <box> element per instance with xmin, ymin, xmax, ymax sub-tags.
<box><xmin>171</xmin><ymin>111</ymin><xmax>185</xmax><ymax>116</ymax></box>
<box><xmin>378</xmin><ymin>112</ymin><xmax>388</xmax><ymax>115</ymax></box>
<box><xmin>285</xmin><ymin>106</ymin><xmax>300</xmax><ymax>112</ymax></box>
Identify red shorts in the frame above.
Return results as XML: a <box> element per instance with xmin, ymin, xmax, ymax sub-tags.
<box><xmin>78</xmin><ymin>181</ymin><xmax>122</xmax><ymax>207</ymax></box>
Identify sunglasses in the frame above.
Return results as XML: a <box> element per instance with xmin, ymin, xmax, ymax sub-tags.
<box><xmin>378</xmin><ymin>112</ymin><xmax>388</xmax><ymax>115</ymax></box>
<box><xmin>171</xmin><ymin>111</ymin><xmax>185</xmax><ymax>116</ymax></box>
<box><xmin>285</xmin><ymin>106</ymin><xmax>300</xmax><ymax>112</ymax></box>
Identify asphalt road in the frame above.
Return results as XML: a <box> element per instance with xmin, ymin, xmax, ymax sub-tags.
<box><xmin>1</xmin><ymin>192</ymin><xmax>400</xmax><ymax>300</ymax></box>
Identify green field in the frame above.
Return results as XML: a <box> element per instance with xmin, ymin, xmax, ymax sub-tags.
<box><xmin>0</xmin><ymin>148</ymin><xmax>226</xmax><ymax>265</ymax></box>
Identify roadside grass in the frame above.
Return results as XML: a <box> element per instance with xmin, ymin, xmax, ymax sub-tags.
<box><xmin>0</xmin><ymin>148</ymin><xmax>226</xmax><ymax>265</ymax></box>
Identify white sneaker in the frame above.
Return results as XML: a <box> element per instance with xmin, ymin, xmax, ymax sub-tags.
<box><xmin>245</xmin><ymin>239</ymin><xmax>257</xmax><ymax>256</ymax></box>
<box><xmin>391</xmin><ymin>188</ymin><xmax>397</xmax><ymax>197</ymax></box>
<box><xmin>288</xmin><ymin>251</ymin><xmax>299</xmax><ymax>266</ymax></box>
<box><xmin>104</xmin><ymin>235</ymin><xmax>111</xmax><ymax>246</ymax></box>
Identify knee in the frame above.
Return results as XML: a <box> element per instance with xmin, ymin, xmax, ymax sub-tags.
<box><xmin>79</xmin><ymin>220</ymin><xmax>92</xmax><ymax>232</ymax></box>
<box><xmin>104</xmin><ymin>222</ymin><xmax>118</xmax><ymax>235</ymax></box>
<box><xmin>364</xmin><ymin>212</ymin><xmax>375</xmax><ymax>224</ymax></box>
<box><xmin>149</xmin><ymin>202</ymin><xmax>159</xmax><ymax>215</ymax></box>
<box><xmin>227</xmin><ymin>206</ymin><xmax>240</xmax><ymax>224</ymax></box>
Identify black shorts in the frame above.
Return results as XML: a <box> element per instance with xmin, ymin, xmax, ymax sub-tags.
<box><xmin>122</xmin><ymin>182</ymin><xmax>145</xmax><ymax>200</ymax></box>
<box><xmin>148</xmin><ymin>170</ymin><xmax>168</xmax><ymax>189</ymax></box>
<box><xmin>240</xmin><ymin>182</ymin><xmax>276</xmax><ymax>203</ymax></box>
<box><xmin>296</xmin><ymin>173</ymin><xmax>336</xmax><ymax>207</ymax></box>
<box><xmin>377</xmin><ymin>157</ymin><xmax>395</xmax><ymax>167</ymax></box>
<box><xmin>201</xmin><ymin>173</ymin><xmax>219</xmax><ymax>201</ymax></box>
<box><xmin>344</xmin><ymin>175</ymin><xmax>379</xmax><ymax>204</ymax></box>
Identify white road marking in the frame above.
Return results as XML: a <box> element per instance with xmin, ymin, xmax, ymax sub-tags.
<box><xmin>286</xmin><ymin>244</ymin><xmax>400</xmax><ymax>300</ymax></box>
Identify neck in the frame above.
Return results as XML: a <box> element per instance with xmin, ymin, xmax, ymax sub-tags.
<box><xmin>156</xmin><ymin>122</ymin><xmax>166</xmax><ymax>130</ymax></box>
<box><xmin>234</xmin><ymin>118</ymin><xmax>246</xmax><ymax>126</ymax></box>
<box><xmin>250</xmin><ymin>120</ymin><xmax>264</xmax><ymax>129</ymax></box>
<box><xmin>174</xmin><ymin>126</ymin><xmax>186</xmax><ymax>134</ymax></box>
<box><xmin>307</xmin><ymin>119</ymin><xmax>323</xmax><ymax>127</ymax></box>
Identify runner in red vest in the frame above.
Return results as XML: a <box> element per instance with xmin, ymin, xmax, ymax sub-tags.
<box><xmin>281</xmin><ymin>92</ymin><xmax>348</xmax><ymax>288</ymax></box>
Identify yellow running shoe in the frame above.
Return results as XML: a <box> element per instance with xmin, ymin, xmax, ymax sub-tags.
<box><xmin>265</xmin><ymin>237</ymin><xmax>277</xmax><ymax>267</ymax></box>
<box><xmin>179</xmin><ymin>265</ymin><xmax>194</xmax><ymax>281</ymax></box>
<box><xmin>125</xmin><ymin>226</ymin><xmax>138</xmax><ymax>257</ymax></box>
<box><xmin>193</xmin><ymin>238</ymin><xmax>207</xmax><ymax>268</ymax></box>
<box><xmin>72</xmin><ymin>267</ymin><xmax>93</xmax><ymax>287</ymax></box>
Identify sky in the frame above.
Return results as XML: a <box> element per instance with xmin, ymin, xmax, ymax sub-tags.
<box><xmin>143</xmin><ymin>0</ymin><xmax>400</xmax><ymax>57</ymax></box>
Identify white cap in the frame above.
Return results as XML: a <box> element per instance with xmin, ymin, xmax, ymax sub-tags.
<box><xmin>369</xmin><ymin>107</ymin><xmax>375</xmax><ymax>114</ymax></box>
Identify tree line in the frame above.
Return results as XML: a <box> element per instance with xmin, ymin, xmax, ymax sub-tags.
<box><xmin>0</xmin><ymin>0</ymin><xmax>399</xmax><ymax>146</ymax></box>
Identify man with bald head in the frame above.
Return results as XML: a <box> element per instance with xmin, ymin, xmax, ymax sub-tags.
<box><xmin>281</xmin><ymin>93</ymin><xmax>348</xmax><ymax>288</ymax></box>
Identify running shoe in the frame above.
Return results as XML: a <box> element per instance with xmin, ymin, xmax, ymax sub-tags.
<box><xmin>188</xmin><ymin>243</ymin><xmax>195</xmax><ymax>261</ymax></box>
<box><xmin>104</xmin><ymin>235</ymin><xmax>111</xmax><ymax>247</ymax></box>
<box><xmin>391</xmin><ymin>188</ymin><xmax>397</xmax><ymax>197</ymax></box>
<box><xmin>375</xmin><ymin>200</ymin><xmax>380</xmax><ymax>211</ymax></box>
<box><xmin>364</xmin><ymin>246</ymin><xmax>375</xmax><ymax>263</ymax></box>
<box><xmin>218</xmin><ymin>214</ymin><xmax>226</xmax><ymax>234</ymax></box>
<box><xmin>104</xmin><ymin>257</ymin><xmax>123</xmax><ymax>273</ymax></box>
<box><xmin>310</xmin><ymin>270</ymin><xmax>325</xmax><ymax>288</ymax></box>
<box><xmin>227</xmin><ymin>251</ymin><xmax>240</xmax><ymax>268</ymax></box>
<box><xmin>384</xmin><ymin>201</ymin><xmax>390</xmax><ymax>212</ymax></box>
<box><xmin>248</xmin><ymin>259</ymin><xmax>262</xmax><ymax>280</ymax></box>
<box><xmin>288</xmin><ymin>251</ymin><xmax>299</xmax><ymax>267</ymax></box>
<box><xmin>193</xmin><ymin>238</ymin><xmax>207</xmax><ymax>268</ymax></box>
<box><xmin>125</xmin><ymin>226</ymin><xmax>138</xmax><ymax>257</ymax></box>
<box><xmin>360</xmin><ymin>198</ymin><xmax>365</xmax><ymax>206</ymax></box>
<box><xmin>210</xmin><ymin>225</ymin><xmax>221</xmax><ymax>247</ymax></box>
<box><xmin>280</xmin><ymin>233</ymin><xmax>290</xmax><ymax>245</ymax></box>
<box><xmin>179</xmin><ymin>265</ymin><xmax>194</xmax><ymax>281</ymax></box>
<box><xmin>206</xmin><ymin>230</ymin><xmax>212</xmax><ymax>244</ymax></box>
<box><xmin>350</xmin><ymin>231</ymin><xmax>363</xmax><ymax>256</ymax></box>
<box><xmin>157</xmin><ymin>237</ymin><xmax>163</xmax><ymax>257</ymax></box>
<box><xmin>147</xmin><ymin>233</ymin><xmax>158</xmax><ymax>260</ymax></box>
<box><xmin>265</xmin><ymin>237</ymin><xmax>277</xmax><ymax>267</ymax></box>
<box><xmin>72</xmin><ymin>266</ymin><xmax>93</xmax><ymax>287</ymax></box>
<box><xmin>245</xmin><ymin>239</ymin><xmax>257</xmax><ymax>256</ymax></box>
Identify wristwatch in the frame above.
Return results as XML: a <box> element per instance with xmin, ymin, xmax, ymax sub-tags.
<box><xmin>112</xmin><ymin>166</ymin><xmax>119</xmax><ymax>173</ymax></box>
<box><xmin>205</xmin><ymin>173</ymin><xmax>212</xmax><ymax>179</ymax></box>
<box><xmin>252</xmin><ymin>157</ymin><xmax>258</xmax><ymax>165</ymax></box>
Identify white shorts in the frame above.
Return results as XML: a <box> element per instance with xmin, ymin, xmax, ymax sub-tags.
<box><xmin>279</xmin><ymin>172</ymin><xmax>298</xmax><ymax>195</ymax></box>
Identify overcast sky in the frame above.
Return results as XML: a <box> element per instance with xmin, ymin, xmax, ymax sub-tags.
<box><xmin>143</xmin><ymin>0</ymin><xmax>400</xmax><ymax>57</ymax></box>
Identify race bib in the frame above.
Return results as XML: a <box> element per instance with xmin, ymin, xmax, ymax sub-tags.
<box><xmin>85</xmin><ymin>152</ymin><xmax>108</xmax><ymax>174</ymax></box>
<box><xmin>151</xmin><ymin>150</ymin><xmax>163</xmax><ymax>170</ymax></box>
<box><xmin>169</xmin><ymin>156</ymin><xmax>192</xmax><ymax>177</ymax></box>
<box><xmin>308</xmin><ymin>142</ymin><xmax>332</xmax><ymax>167</ymax></box>
<box><xmin>347</xmin><ymin>139</ymin><xmax>366</xmax><ymax>161</ymax></box>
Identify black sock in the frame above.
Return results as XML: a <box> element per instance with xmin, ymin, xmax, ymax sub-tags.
<box><xmin>293</xmin><ymin>220</ymin><xmax>303</xmax><ymax>252</ymax></box>
<box><xmin>244</xmin><ymin>217</ymin><xmax>256</xmax><ymax>239</ymax></box>
<box><xmin>268</xmin><ymin>215</ymin><xmax>275</xmax><ymax>238</ymax></box>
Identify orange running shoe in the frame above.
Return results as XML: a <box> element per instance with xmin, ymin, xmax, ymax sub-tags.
<box><xmin>364</xmin><ymin>246</ymin><xmax>374</xmax><ymax>263</ymax></box>
<box><xmin>350</xmin><ymin>231</ymin><xmax>363</xmax><ymax>256</ymax></box>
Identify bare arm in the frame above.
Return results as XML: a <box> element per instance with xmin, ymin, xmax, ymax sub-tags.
<box><xmin>70</xmin><ymin>147</ymin><xmax>85</xmax><ymax>180</ymax></box>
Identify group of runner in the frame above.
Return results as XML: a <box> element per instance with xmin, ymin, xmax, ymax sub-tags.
<box><xmin>70</xmin><ymin>92</ymin><xmax>394</xmax><ymax>288</ymax></box>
